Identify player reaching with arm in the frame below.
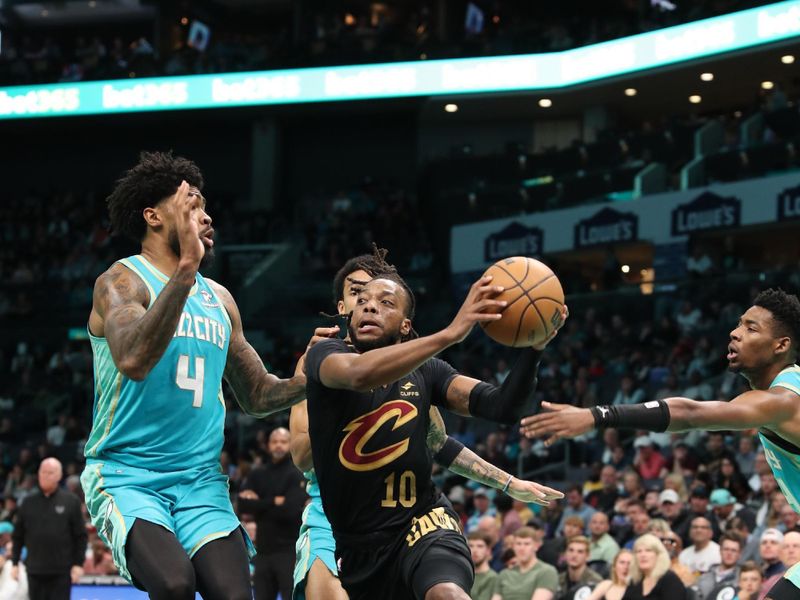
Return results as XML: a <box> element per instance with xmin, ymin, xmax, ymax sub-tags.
<box><xmin>520</xmin><ymin>288</ymin><xmax>800</xmax><ymax>600</ymax></box>
<box><xmin>289</xmin><ymin>248</ymin><xmax>563</xmax><ymax>600</ymax></box>
<box><xmin>304</xmin><ymin>269</ymin><xmax>566</xmax><ymax>600</ymax></box>
<box><xmin>81</xmin><ymin>152</ymin><xmax>308</xmax><ymax>600</ymax></box>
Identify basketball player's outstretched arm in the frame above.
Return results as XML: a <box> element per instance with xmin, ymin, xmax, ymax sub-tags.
<box><xmin>520</xmin><ymin>387</ymin><xmax>800</xmax><ymax>445</ymax></box>
<box><xmin>427</xmin><ymin>408</ymin><xmax>563</xmax><ymax>505</ymax></box>
<box><xmin>208</xmin><ymin>280</ymin><xmax>307</xmax><ymax>417</ymax></box>
<box><xmin>439</xmin><ymin>304</ymin><xmax>568</xmax><ymax>424</ymax></box>
<box><xmin>90</xmin><ymin>183</ymin><xmax>205</xmax><ymax>380</ymax></box>
<box><xmin>290</xmin><ymin>401</ymin><xmax>313</xmax><ymax>471</ymax></box>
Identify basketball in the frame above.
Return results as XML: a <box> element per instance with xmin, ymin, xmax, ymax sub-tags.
<box><xmin>479</xmin><ymin>257</ymin><xmax>565</xmax><ymax>347</ymax></box>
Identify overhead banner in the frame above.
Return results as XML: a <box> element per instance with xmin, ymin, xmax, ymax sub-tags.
<box><xmin>450</xmin><ymin>171</ymin><xmax>800</xmax><ymax>274</ymax></box>
<box><xmin>2</xmin><ymin>0</ymin><xmax>800</xmax><ymax>120</ymax></box>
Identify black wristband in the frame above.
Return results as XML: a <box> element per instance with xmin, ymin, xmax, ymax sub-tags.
<box><xmin>433</xmin><ymin>437</ymin><xmax>465</xmax><ymax>468</ymax></box>
<box><xmin>590</xmin><ymin>400</ymin><xmax>671</xmax><ymax>432</ymax></box>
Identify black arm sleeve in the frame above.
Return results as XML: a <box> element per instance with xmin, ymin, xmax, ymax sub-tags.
<box><xmin>468</xmin><ymin>348</ymin><xmax>543</xmax><ymax>424</ymax></box>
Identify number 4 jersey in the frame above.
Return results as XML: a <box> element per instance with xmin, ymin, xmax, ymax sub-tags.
<box><xmin>305</xmin><ymin>338</ymin><xmax>459</xmax><ymax>545</ymax></box>
<box><xmin>86</xmin><ymin>254</ymin><xmax>231</xmax><ymax>472</ymax></box>
<box><xmin>760</xmin><ymin>365</ymin><xmax>800</xmax><ymax>513</ymax></box>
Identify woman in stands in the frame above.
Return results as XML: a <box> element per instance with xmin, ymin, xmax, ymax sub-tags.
<box><xmin>588</xmin><ymin>549</ymin><xmax>633</xmax><ymax>600</ymax></box>
<box><xmin>623</xmin><ymin>533</ymin><xmax>688</xmax><ymax>599</ymax></box>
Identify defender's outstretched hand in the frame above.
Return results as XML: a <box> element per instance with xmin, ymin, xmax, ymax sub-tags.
<box><xmin>520</xmin><ymin>401</ymin><xmax>595</xmax><ymax>445</ymax></box>
<box><xmin>506</xmin><ymin>478</ymin><xmax>565</xmax><ymax>506</ymax></box>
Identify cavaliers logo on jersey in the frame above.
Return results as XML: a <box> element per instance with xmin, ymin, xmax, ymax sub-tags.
<box><xmin>339</xmin><ymin>400</ymin><xmax>418</xmax><ymax>472</ymax></box>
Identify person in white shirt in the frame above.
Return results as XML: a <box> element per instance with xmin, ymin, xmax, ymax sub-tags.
<box><xmin>679</xmin><ymin>516</ymin><xmax>720</xmax><ymax>576</ymax></box>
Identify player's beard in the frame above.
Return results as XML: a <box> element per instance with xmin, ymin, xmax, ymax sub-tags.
<box><xmin>348</xmin><ymin>323</ymin><xmax>402</xmax><ymax>353</ymax></box>
<box><xmin>168</xmin><ymin>226</ymin><xmax>214</xmax><ymax>270</ymax></box>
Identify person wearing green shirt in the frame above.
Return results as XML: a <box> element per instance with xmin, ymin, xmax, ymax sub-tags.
<box><xmin>588</xmin><ymin>512</ymin><xmax>620</xmax><ymax>565</ymax></box>
<box><xmin>469</xmin><ymin>531</ymin><xmax>498</xmax><ymax>600</ymax></box>
<box><xmin>492</xmin><ymin>526</ymin><xmax>559</xmax><ymax>600</ymax></box>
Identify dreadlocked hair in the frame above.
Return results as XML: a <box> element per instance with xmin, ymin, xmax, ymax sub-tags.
<box><xmin>753</xmin><ymin>288</ymin><xmax>800</xmax><ymax>358</ymax></box>
<box><xmin>331</xmin><ymin>244</ymin><xmax>398</xmax><ymax>306</ymax></box>
<box><xmin>107</xmin><ymin>151</ymin><xmax>204</xmax><ymax>242</ymax></box>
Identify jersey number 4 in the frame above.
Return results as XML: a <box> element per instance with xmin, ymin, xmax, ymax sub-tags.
<box><xmin>176</xmin><ymin>355</ymin><xmax>205</xmax><ymax>408</ymax></box>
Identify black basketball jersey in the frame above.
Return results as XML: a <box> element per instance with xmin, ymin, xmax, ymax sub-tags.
<box><xmin>305</xmin><ymin>338</ymin><xmax>458</xmax><ymax>545</ymax></box>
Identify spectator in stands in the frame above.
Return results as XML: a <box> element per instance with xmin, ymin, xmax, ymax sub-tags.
<box><xmin>753</xmin><ymin>473</ymin><xmax>779</xmax><ymax>528</ymax></box>
<box><xmin>82</xmin><ymin>539</ymin><xmax>117</xmax><ymax>576</ymax></box>
<box><xmin>686</xmin><ymin>245</ymin><xmax>714</xmax><ymax>278</ymax></box>
<box><xmin>657</xmin><ymin>490</ymin><xmax>690</xmax><ymax>536</ymax></box>
<box><xmin>736</xmin><ymin>561</ymin><xmax>763</xmax><ymax>600</ymax></box>
<box><xmin>589</xmin><ymin>512</ymin><xmax>620</xmax><ymax>565</ymax></box>
<box><xmin>666</xmin><ymin>442</ymin><xmax>699</xmax><ymax>479</ymax></box>
<box><xmin>655</xmin><ymin>529</ymin><xmax>694</xmax><ymax>587</ymax></box>
<box><xmin>709</xmin><ymin>488</ymin><xmax>756</xmax><ymax>534</ymax></box>
<box><xmin>624</xmin><ymin>506</ymin><xmax>652</xmax><ymax>550</ymax></box>
<box><xmin>587</xmin><ymin>465</ymin><xmax>620</xmax><ymax>514</ymax></box>
<box><xmin>477</xmin><ymin>514</ymin><xmax>505</xmax><ymax>572</ymax></box>
<box><xmin>675</xmin><ymin>301</ymin><xmax>703</xmax><ymax>335</ymax></box>
<box><xmin>679</xmin><ymin>516</ymin><xmax>720</xmax><ymax>577</ymax></box>
<box><xmin>587</xmin><ymin>549</ymin><xmax>632</xmax><ymax>600</ymax></box>
<box><xmin>612</xmin><ymin>375</ymin><xmax>645</xmax><ymax>406</ymax></box>
<box><xmin>692</xmin><ymin>533</ymin><xmax>742</xmax><ymax>600</ymax></box>
<box><xmin>758</xmin><ymin>528</ymin><xmax>786</xmax><ymax>594</ymax></box>
<box><xmin>677</xmin><ymin>487</ymin><xmax>718</xmax><ymax>545</ymax></box>
<box><xmin>729</xmin><ymin>517</ymin><xmax>760</xmax><ymax>563</ymax></box>
<box><xmin>626</xmin><ymin>533</ymin><xmax>688</xmax><ymax>599</ymax></box>
<box><xmin>468</xmin><ymin>531</ymin><xmax>497</xmax><ymax>600</ymax></box>
<box><xmin>540</xmin><ymin>516</ymin><xmax>584</xmax><ymax>569</ymax></box>
<box><xmin>467</xmin><ymin>488</ymin><xmax>497</xmax><ymax>533</ymax></box>
<box><xmin>557</xmin><ymin>485</ymin><xmax>596</xmax><ymax>536</ymax></box>
<box><xmin>736</xmin><ymin>438</ymin><xmax>757</xmax><ymax>480</ymax></box>
<box><xmin>237</xmin><ymin>427</ymin><xmax>307</xmax><ymax>600</ymax></box>
<box><xmin>621</xmin><ymin>470</ymin><xmax>646</xmax><ymax>506</ymax></box>
<box><xmin>492</xmin><ymin>526</ymin><xmax>559</xmax><ymax>600</ymax></box>
<box><xmin>633</xmin><ymin>437</ymin><xmax>667</xmax><ymax>482</ymax></box>
<box><xmin>779</xmin><ymin>504</ymin><xmax>800</xmax><ymax>534</ymax></box>
<box><xmin>10</xmin><ymin>458</ymin><xmax>86</xmax><ymax>600</ymax></box>
<box><xmin>557</xmin><ymin>536</ymin><xmax>603</xmax><ymax>599</ymax></box>
<box><xmin>711</xmin><ymin>457</ymin><xmax>752</xmax><ymax>503</ymax></box>
<box><xmin>496</xmin><ymin>494</ymin><xmax>523</xmax><ymax>540</ymax></box>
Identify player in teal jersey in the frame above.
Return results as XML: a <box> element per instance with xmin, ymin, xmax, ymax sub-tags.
<box><xmin>81</xmin><ymin>152</ymin><xmax>309</xmax><ymax>600</ymax></box>
<box><xmin>289</xmin><ymin>247</ymin><xmax>566</xmax><ymax>600</ymax></box>
<box><xmin>520</xmin><ymin>288</ymin><xmax>800</xmax><ymax>600</ymax></box>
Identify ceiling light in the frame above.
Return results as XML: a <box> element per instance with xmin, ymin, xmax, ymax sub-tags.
<box><xmin>762</xmin><ymin>81</ymin><xmax>774</xmax><ymax>90</ymax></box>
<box><xmin>444</xmin><ymin>103</ymin><xmax>458</xmax><ymax>113</ymax></box>
<box><xmin>180</xmin><ymin>17</ymin><xmax>188</xmax><ymax>25</ymax></box>
<box><xmin>538</xmin><ymin>98</ymin><xmax>552</xmax><ymax>108</ymax></box>
<box><xmin>689</xmin><ymin>95</ymin><xmax>702</xmax><ymax>104</ymax></box>
<box><xmin>621</xmin><ymin>265</ymin><xmax>630</xmax><ymax>273</ymax></box>
<box><xmin>700</xmin><ymin>72</ymin><xmax>714</xmax><ymax>82</ymax></box>
<box><xmin>781</xmin><ymin>55</ymin><xmax>795</xmax><ymax>64</ymax></box>
<box><xmin>624</xmin><ymin>88</ymin><xmax>637</xmax><ymax>97</ymax></box>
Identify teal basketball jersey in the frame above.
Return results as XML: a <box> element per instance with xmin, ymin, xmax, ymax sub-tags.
<box><xmin>759</xmin><ymin>365</ymin><xmax>800</xmax><ymax>513</ymax></box>
<box><xmin>86</xmin><ymin>255</ymin><xmax>231</xmax><ymax>472</ymax></box>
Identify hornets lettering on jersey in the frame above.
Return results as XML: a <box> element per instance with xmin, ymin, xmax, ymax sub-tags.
<box><xmin>761</xmin><ymin>365</ymin><xmax>800</xmax><ymax>514</ymax></box>
<box><xmin>85</xmin><ymin>254</ymin><xmax>231</xmax><ymax>472</ymax></box>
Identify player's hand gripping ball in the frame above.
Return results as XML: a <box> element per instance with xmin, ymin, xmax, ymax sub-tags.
<box><xmin>479</xmin><ymin>256</ymin><xmax>565</xmax><ymax>347</ymax></box>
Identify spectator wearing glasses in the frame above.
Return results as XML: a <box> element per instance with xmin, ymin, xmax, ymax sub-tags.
<box><xmin>679</xmin><ymin>517</ymin><xmax>720</xmax><ymax>577</ymax></box>
<box><xmin>692</xmin><ymin>533</ymin><xmax>742</xmax><ymax>600</ymax></box>
<box><xmin>649</xmin><ymin>522</ymin><xmax>694</xmax><ymax>586</ymax></box>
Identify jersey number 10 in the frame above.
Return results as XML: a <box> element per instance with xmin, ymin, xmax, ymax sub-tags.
<box><xmin>176</xmin><ymin>354</ymin><xmax>205</xmax><ymax>408</ymax></box>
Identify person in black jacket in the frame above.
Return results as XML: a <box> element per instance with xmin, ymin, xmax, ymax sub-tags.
<box><xmin>11</xmin><ymin>457</ymin><xmax>87</xmax><ymax>600</ymax></box>
<box><xmin>623</xmin><ymin>533</ymin><xmax>687</xmax><ymax>599</ymax></box>
<box><xmin>238</xmin><ymin>427</ymin><xmax>307</xmax><ymax>600</ymax></box>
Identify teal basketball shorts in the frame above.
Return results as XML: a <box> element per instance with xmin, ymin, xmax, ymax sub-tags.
<box><xmin>293</xmin><ymin>496</ymin><xmax>338</xmax><ymax>599</ymax></box>
<box><xmin>81</xmin><ymin>460</ymin><xmax>255</xmax><ymax>584</ymax></box>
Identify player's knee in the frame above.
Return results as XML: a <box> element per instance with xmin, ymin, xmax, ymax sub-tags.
<box><xmin>156</xmin><ymin>569</ymin><xmax>195</xmax><ymax>600</ymax></box>
<box><xmin>424</xmin><ymin>582</ymin><xmax>470</xmax><ymax>600</ymax></box>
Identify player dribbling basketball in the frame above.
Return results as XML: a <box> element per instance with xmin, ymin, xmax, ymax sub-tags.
<box><xmin>305</xmin><ymin>272</ymin><xmax>567</xmax><ymax>599</ymax></box>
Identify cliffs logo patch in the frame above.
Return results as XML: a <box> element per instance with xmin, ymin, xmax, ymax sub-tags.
<box><xmin>777</xmin><ymin>184</ymin><xmax>800</xmax><ymax>221</ymax></box>
<box><xmin>400</xmin><ymin>382</ymin><xmax>419</xmax><ymax>397</ymax></box>
<box><xmin>200</xmin><ymin>290</ymin><xmax>220</xmax><ymax>308</ymax></box>
<box><xmin>574</xmin><ymin>207</ymin><xmax>638</xmax><ymax>248</ymax></box>
<box><xmin>484</xmin><ymin>222</ymin><xmax>543</xmax><ymax>262</ymax></box>
<box><xmin>339</xmin><ymin>400</ymin><xmax>418</xmax><ymax>471</ymax></box>
<box><xmin>670</xmin><ymin>191</ymin><xmax>740</xmax><ymax>236</ymax></box>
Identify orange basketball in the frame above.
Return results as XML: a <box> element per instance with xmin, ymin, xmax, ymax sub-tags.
<box><xmin>479</xmin><ymin>257</ymin><xmax>565</xmax><ymax>347</ymax></box>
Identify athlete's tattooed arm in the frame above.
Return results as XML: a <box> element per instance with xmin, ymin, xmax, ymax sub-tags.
<box><xmin>426</xmin><ymin>407</ymin><xmax>563</xmax><ymax>506</ymax></box>
<box><xmin>208</xmin><ymin>279</ymin><xmax>307</xmax><ymax>417</ymax></box>
<box><xmin>90</xmin><ymin>262</ymin><xmax>195</xmax><ymax>380</ymax></box>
